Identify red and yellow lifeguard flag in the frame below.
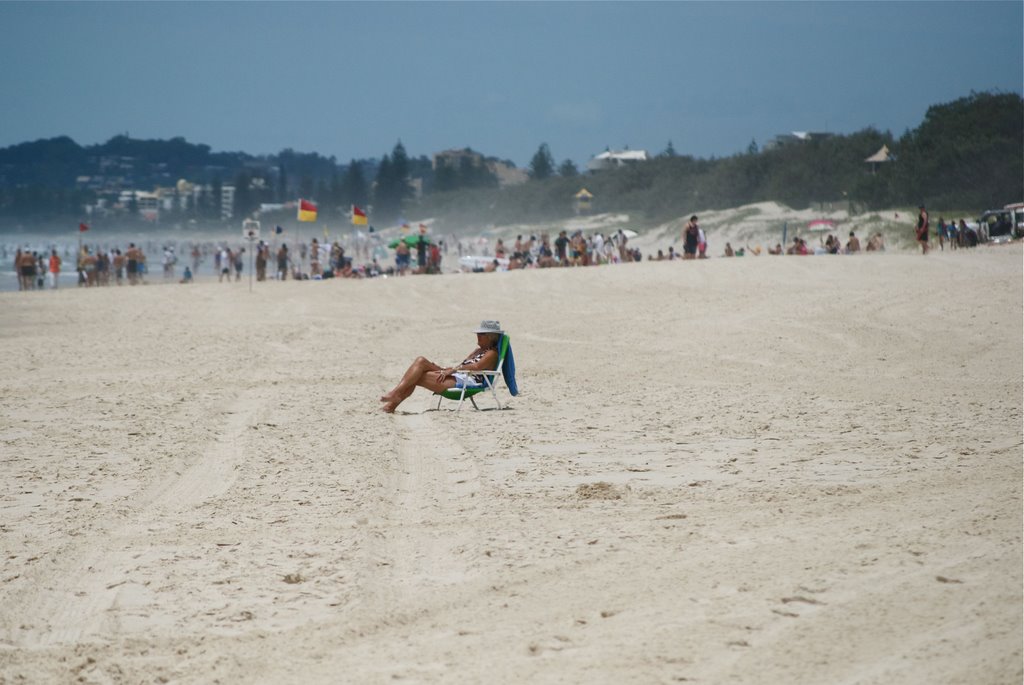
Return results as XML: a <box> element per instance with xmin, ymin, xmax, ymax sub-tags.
<box><xmin>351</xmin><ymin>205</ymin><xmax>368</xmax><ymax>226</ymax></box>
<box><xmin>298</xmin><ymin>199</ymin><xmax>318</xmax><ymax>222</ymax></box>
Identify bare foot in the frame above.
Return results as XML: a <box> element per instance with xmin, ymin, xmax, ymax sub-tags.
<box><xmin>381</xmin><ymin>401</ymin><xmax>399</xmax><ymax>413</ymax></box>
<box><xmin>380</xmin><ymin>391</ymin><xmax>397</xmax><ymax>403</ymax></box>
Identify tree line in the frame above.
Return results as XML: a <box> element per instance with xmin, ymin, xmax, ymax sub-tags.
<box><xmin>412</xmin><ymin>92</ymin><xmax>1022</xmax><ymax>228</ymax></box>
<box><xmin>0</xmin><ymin>91</ymin><xmax>1019</xmax><ymax>228</ymax></box>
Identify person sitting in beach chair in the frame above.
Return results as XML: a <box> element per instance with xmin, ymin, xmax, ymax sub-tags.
<box><xmin>379</xmin><ymin>320</ymin><xmax>517</xmax><ymax>413</ymax></box>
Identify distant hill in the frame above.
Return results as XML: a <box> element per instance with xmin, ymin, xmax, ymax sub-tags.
<box><xmin>0</xmin><ymin>91</ymin><xmax>1020</xmax><ymax>227</ymax></box>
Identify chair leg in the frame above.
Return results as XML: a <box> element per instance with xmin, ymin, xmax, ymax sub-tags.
<box><xmin>469</xmin><ymin>396</ymin><xmax>479</xmax><ymax>410</ymax></box>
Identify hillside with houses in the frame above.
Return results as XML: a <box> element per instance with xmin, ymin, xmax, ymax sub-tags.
<box><xmin>0</xmin><ymin>92</ymin><xmax>1019</xmax><ymax>233</ymax></box>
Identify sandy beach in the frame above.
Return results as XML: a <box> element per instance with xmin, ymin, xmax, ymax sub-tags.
<box><xmin>0</xmin><ymin>244</ymin><xmax>1021</xmax><ymax>683</ymax></box>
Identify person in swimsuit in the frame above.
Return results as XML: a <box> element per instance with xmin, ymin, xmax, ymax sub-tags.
<box><xmin>916</xmin><ymin>205</ymin><xmax>929</xmax><ymax>255</ymax></box>
<box><xmin>683</xmin><ymin>216</ymin><xmax>699</xmax><ymax>259</ymax></box>
<box><xmin>125</xmin><ymin>243</ymin><xmax>140</xmax><ymax>285</ymax></box>
<box><xmin>379</xmin><ymin>320</ymin><xmax>503</xmax><ymax>413</ymax></box>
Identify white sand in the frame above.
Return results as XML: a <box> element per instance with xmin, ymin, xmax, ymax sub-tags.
<box><xmin>0</xmin><ymin>244</ymin><xmax>1021</xmax><ymax>683</ymax></box>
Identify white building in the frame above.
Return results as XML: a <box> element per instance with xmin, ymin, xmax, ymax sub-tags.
<box><xmin>762</xmin><ymin>131</ymin><xmax>834</xmax><ymax>152</ymax></box>
<box><xmin>586</xmin><ymin>149</ymin><xmax>649</xmax><ymax>172</ymax></box>
<box><xmin>220</xmin><ymin>185</ymin><xmax>235</xmax><ymax>220</ymax></box>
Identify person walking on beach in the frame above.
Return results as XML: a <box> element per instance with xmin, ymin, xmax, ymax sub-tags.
<box><xmin>219</xmin><ymin>246</ymin><xmax>231</xmax><ymax>283</ymax></box>
<box><xmin>163</xmin><ymin>246</ymin><xmax>176</xmax><ymax>279</ymax></box>
<box><xmin>916</xmin><ymin>205</ymin><xmax>929</xmax><ymax>255</ymax></box>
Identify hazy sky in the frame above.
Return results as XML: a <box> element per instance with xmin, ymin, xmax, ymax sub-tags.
<box><xmin>1</xmin><ymin>1</ymin><xmax>1021</xmax><ymax>167</ymax></box>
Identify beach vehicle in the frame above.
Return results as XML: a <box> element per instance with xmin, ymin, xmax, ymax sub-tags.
<box><xmin>978</xmin><ymin>202</ymin><xmax>1024</xmax><ymax>244</ymax></box>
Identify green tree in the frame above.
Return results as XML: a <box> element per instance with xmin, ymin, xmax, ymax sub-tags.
<box><xmin>529</xmin><ymin>143</ymin><xmax>555</xmax><ymax>180</ymax></box>
<box><xmin>277</xmin><ymin>164</ymin><xmax>288</xmax><ymax>202</ymax></box>
<box><xmin>373</xmin><ymin>142</ymin><xmax>414</xmax><ymax>221</ymax></box>
<box><xmin>373</xmin><ymin>154</ymin><xmax>394</xmax><ymax>217</ymax></box>
<box><xmin>341</xmin><ymin>159</ymin><xmax>369</xmax><ymax>208</ymax></box>
<box><xmin>747</xmin><ymin>138</ymin><xmax>759</xmax><ymax>155</ymax></box>
<box><xmin>894</xmin><ymin>92</ymin><xmax>1023</xmax><ymax>209</ymax></box>
<box><xmin>316</xmin><ymin>178</ymin><xmax>331</xmax><ymax>205</ymax></box>
<box><xmin>558</xmin><ymin>159</ymin><xmax>579</xmax><ymax>177</ymax></box>
<box><xmin>390</xmin><ymin>140</ymin><xmax>411</xmax><ymax>201</ymax></box>
<box><xmin>662</xmin><ymin>140</ymin><xmax>677</xmax><ymax>157</ymax></box>
<box><xmin>298</xmin><ymin>175</ymin><xmax>314</xmax><ymax>201</ymax></box>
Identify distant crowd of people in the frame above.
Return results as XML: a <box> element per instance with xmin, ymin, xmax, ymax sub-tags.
<box><xmin>12</xmin><ymin>243</ymin><xmax>153</xmax><ymax>290</ymax></box>
<box><xmin>8</xmin><ymin>207</ymin><xmax>997</xmax><ymax>292</ymax></box>
<box><xmin>915</xmin><ymin>205</ymin><xmax>982</xmax><ymax>254</ymax></box>
<box><xmin>467</xmin><ymin>229</ymin><xmax>645</xmax><ymax>273</ymax></box>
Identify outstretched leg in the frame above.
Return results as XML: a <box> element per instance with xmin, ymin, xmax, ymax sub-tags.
<box><xmin>381</xmin><ymin>356</ymin><xmax>441</xmax><ymax>402</ymax></box>
<box><xmin>381</xmin><ymin>356</ymin><xmax>457</xmax><ymax>413</ymax></box>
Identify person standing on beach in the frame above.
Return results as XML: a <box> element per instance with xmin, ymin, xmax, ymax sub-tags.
<box><xmin>277</xmin><ymin>244</ymin><xmax>289</xmax><ymax>280</ymax></box>
<box><xmin>48</xmin><ymin>249</ymin><xmax>62</xmax><ymax>289</ymax></box>
<box><xmin>683</xmin><ymin>216</ymin><xmax>699</xmax><ymax>260</ymax></box>
<box><xmin>255</xmin><ymin>242</ymin><xmax>267</xmax><ymax>281</ymax></box>
<box><xmin>113</xmin><ymin>249</ymin><xmax>125</xmax><ymax>285</ymax></box>
<box><xmin>17</xmin><ymin>249</ymin><xmax>36</xmax><ymax>290</ymax></box>
<box><xmin>163</xmin><ymin>247</ymin><xmax>176</xmax><ymax>279</ymax></box>
<box><xmin>916</xmin><ymin>205</ymin><xmax>929</xmax><ymax>255</ymax></box>
<box><xmin>13</xmin><ymin>249</ymin><xmax>23</xmax><ymax>291</ymax></box>
<box><xmin>219</xmin><ymin>246</ymin><xmax>231</xmax><ymax>283</ymax></box>
<box><xmin>554</xmin><ymin>230</ymin><xmax>569</xmax><ymax>266</ymax></box>
<box><xmin>125</xmin><ymin>243</ymin><xmax>141</xmax><ymax>285</ymax></box>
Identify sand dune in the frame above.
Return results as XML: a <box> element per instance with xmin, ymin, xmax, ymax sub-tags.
<box><xmin>0</xmin><ymin>245</ymin><xmax>1021</xmax><ymax>683</ymax></box>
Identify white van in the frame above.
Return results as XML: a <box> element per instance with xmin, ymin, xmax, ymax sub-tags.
<box><xmin>978</xmin><ymin>202</ymin><xmax>1024</xmax><ymax>243</ymax></box>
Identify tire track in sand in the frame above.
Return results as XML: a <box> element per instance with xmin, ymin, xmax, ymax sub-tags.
<box><xmin>353</xmin><ymin>412</ymin><xmax>485</xmax><ymax>629</ymax></box>
<box><xmin>2</xmin><ymin>390</ymin><xmax>267</xmax><ymax>647</ymax></box>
